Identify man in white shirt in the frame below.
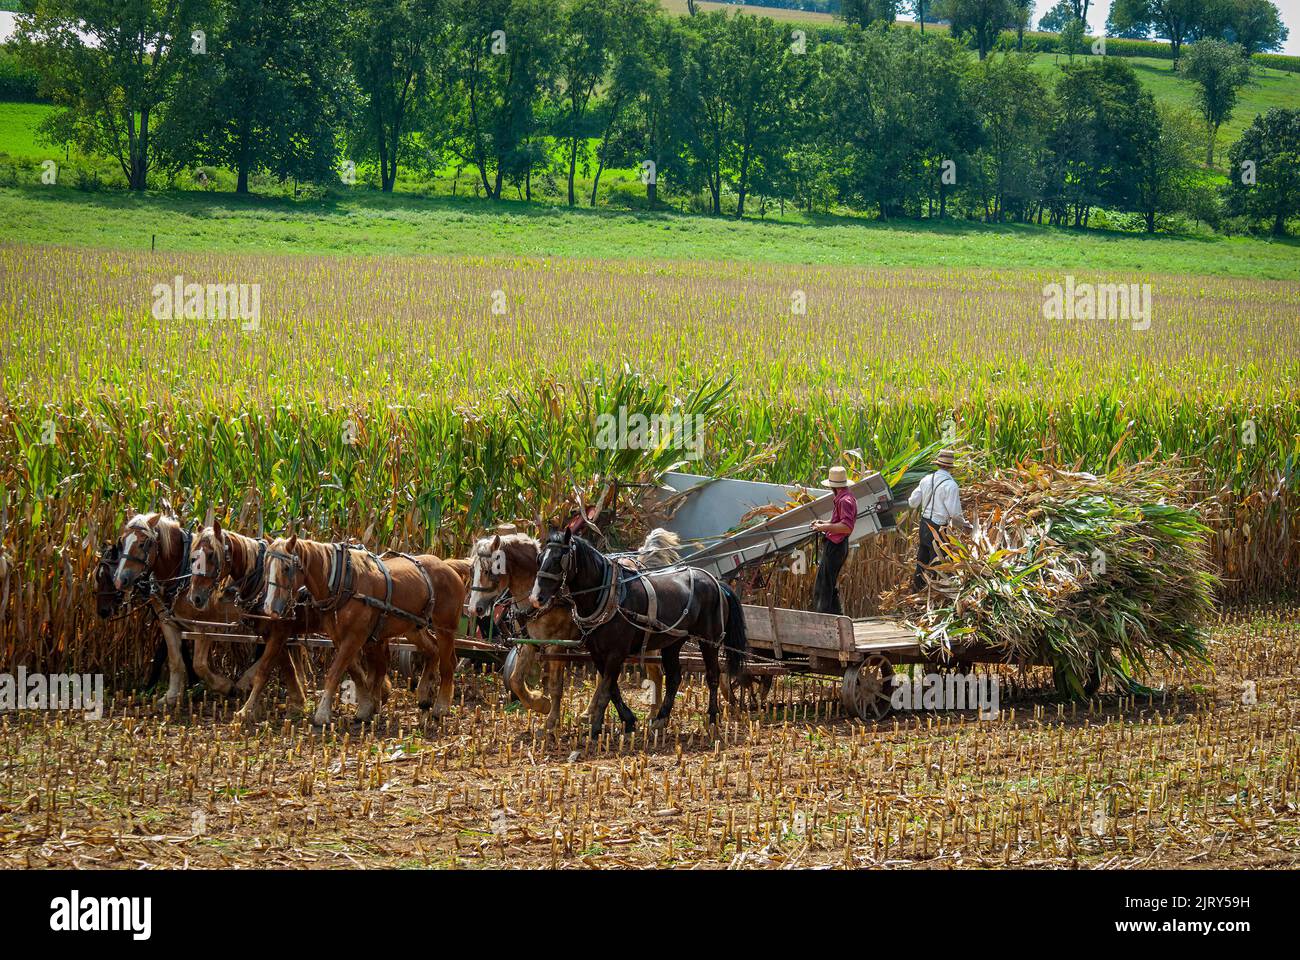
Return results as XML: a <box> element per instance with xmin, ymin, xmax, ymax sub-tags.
<box><xmin>907</xmin><ymin>448</ymin><xmax>972</xmax><ymax>590</ymax></box>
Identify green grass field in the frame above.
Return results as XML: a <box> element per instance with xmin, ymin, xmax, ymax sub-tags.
<box><xmin>2</xmin><ymin>185</ymin><xmax>1297</xmax><ymax>278</ymax></box>
<box><xmin>0</xmin><ymin>101</ymin><xmax>54</xmax><ymax>160</ymax></box>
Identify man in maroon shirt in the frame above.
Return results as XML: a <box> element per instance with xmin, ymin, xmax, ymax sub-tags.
<box><xmin>810</xmin><ymin>465</ymin><xmax>858</xmax><ymax>615</ymax></box>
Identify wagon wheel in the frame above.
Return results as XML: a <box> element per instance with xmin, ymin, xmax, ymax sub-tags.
<box><xmin>841</xmin><ymin>654</ymin><xmax>895</xmax><ymax>721</ymax></box>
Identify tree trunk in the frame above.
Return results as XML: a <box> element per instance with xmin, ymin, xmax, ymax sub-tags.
<box><xmin>236</xmin><ymin>122</ymin><xmax>251</xmax><ymax>194</ymax></box>
<box><xmin>567</xmin><ymin>136</ymin><xmax>578</xmax><ymax>207</ymax></box>
<box><xmin>1146</xmin><ymin>208</ymin><xmax>1155</xmax><ymax>233</ymax></box>
<box><xmin>131</xmin><ymin>108</ymin><xmax>151</xmax><ymax>191</ymax></box>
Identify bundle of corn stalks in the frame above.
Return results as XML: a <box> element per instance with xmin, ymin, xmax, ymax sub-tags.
<box><xmin>890</xmin><ymin>461</ymin><xmax>1217</xmax><ymax>695</ymax></box>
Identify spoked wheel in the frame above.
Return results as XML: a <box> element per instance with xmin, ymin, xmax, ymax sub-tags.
<box><xmin>841</xmin><ymin>654</ymin><xmax>895</xmax><ymax>721</ymax></box>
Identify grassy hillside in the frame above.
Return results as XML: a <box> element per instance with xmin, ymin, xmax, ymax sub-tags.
<box><xmin>1027</xmin><ymin>52</ymin><xmax>1300</xmax><ymax>152</ymax></box>
<box><xmin>2</xmin><ymin>185</ymin><xmax>1297</xmax><ymax>278</ymax></box>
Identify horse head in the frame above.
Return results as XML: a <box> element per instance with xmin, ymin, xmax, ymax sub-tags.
<box><xmin>111</xmin><ymin>512</ymin><xmax>167</xmax><ymax>593</ymax></box>
<box><xmin>93</xmin><ymin>540</ymin><xmax>123</xmax><ymax>618</ymax></box>
<box><xmin>188</xmin><ymin>518</ymin><xmax>227</xmax><ymax>610</ymax></box>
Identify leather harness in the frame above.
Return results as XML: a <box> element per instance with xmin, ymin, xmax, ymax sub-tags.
<box><xmin>270</xmin><ymin>542</ymin><xmax>438</xmax><ymax>643</ymax></box>
<box><xmin>540</xmin><ymin>538</ymin><xmax>728</xmax><ymax>646</ymax></box>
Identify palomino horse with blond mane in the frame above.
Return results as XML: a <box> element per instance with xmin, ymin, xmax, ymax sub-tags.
<box><xmin>467</xmin><ymin>526</ymin><xmax>680</xmax><ymax>733</ymax></box>
<box><xmin>186</xmin><ymin>519</ymin><xmax>324</xmax><ymax>721</ymax></box>
<box><xmin>108</xmin><ymin>511</ymin><xmax>262</xmax><ymax>705</ymax></box>
<box><xmin>261</xmin><ymin>535</ymin><xmax>463</xmax><ymax>725</ymax></box>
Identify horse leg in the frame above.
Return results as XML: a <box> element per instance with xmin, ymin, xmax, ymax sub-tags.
<box><xmin>234</xmin><ymin>643</ymin><xmax>266</xmax><ymax>694</ymax></box>
<box><xmin>314</xmin><ymin>634</ymin><xmax>362</xmax><ymax>727</ymax></box>
<box><xmin>191</xmin><ymin>631</ymin><xmax>235</xmax><ymax>697</ymax></box>
<box><xmin>144</xmin><ymin>631</ymin><xmax>167</xmax><ymax>689</ymax></box>
<box><xmin>280</xmin><ymin>641</ymin><xmax>310</xmax><ymax>717</ymax></box>
<box><xmin>158</xmin><ymin>616</ymin><xmax>188</xmax><ymax>708</ymax></box>
<box><xmin>607</xmin><ymin>668</ymin><xmax>637</xmax><ymax>737</ymax></box>
<box><xmin>507</xmin><ymin>645</ymin><xmax>552</xmax><ymax>716</ymax></box>
<box><xmin>544</xmin><ymin>654</ymin><xmax>565</xmax><ymax>734</ymax></box>
<box><xmin>412</xmin><ymin>630</ymin><xmax>440</xmax><ymax>710</ymax></box>
<box><xmin>588</xmin><ymin>655</ymin><xmax>620</xmax><ymax>740</ymax></box>
<box><xmin>432</xmin><ymin>627</ymin><xmax>457</xmax><ymax>719</ymax></box>
<box><xmin>647</xmin><ymin>661</ymin><xmax>664</xmax><ymax>713</ymax></box>
<box><xmin>652</xmin><ymin>641</ymin><xmax>683</xmax><ymax>730</ymax></box>
<box><xmin>699</xmin><ymin>637</ymin><xmax>722</xmax><ymax>731</ymax></box>
<box><xmin>235</xmin><ymin>628</ymin><xmax>283</xmax><ymax>722</ymax></box>
<box><xmin>354</xmin><ymin>642</ymin><xmax>388</xmax><ymax>723</ymax></box>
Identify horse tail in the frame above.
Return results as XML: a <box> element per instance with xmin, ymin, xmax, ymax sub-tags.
<box><xmin>721</xmin><ymin>584</ymin><xmax>747</xmax><ymax>677</ymax></box>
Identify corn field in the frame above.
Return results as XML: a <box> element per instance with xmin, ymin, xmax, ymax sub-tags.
<box><xmin>1</xmin><ymin>243</ymin><xmax>1298</xmax><ymax>675</ymax></box>
<box><xmin>2</xmin><ymin>605</ymin><xmax>1297</xmax><ymax>868</ymax></box>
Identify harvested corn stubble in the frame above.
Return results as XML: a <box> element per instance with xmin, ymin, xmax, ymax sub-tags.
<box><xmin>890</xmin><ymin>461</ymin><xmax>1217</xmax><ymax>695</ymax></box>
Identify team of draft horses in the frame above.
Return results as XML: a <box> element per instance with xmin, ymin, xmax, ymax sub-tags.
<box><xmin>94</xmin><ymin>511</ymin><xmax>748</xmax><ymax>736</ymax></box>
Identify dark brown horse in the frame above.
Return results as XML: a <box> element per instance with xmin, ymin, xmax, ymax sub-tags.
<box><xmin>466</xmin><ymin>529</ymin><xmax>679</xmax><ymax>733</ymax></box>
<box><xmin>528</xmin><ymin>530</ymin><xmax>747</xmax><ymax>737</ymax></box>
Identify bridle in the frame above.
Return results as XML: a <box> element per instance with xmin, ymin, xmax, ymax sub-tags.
<box><xmin>266</xmin><ymin>545</ymin><xmax>306</xmax><ymax>612</ymax></box>
<box><xmin>194</xmin><ymin>532</ymin><xmax>266</xmax><ymax>609</ymax></box>
<box><xmin>118</xmin><ymin>521</ymin><xmax>160</xmax><ymax>578</ymax></box>
<box><xmin>94</xmin><ymin>541</ymin><xmax>150</xmax><ymax>621</ymax></box>
<box><xmin>534</xmin><ymin>538</ymin><xmax>574</xmax><ymax>608</ymax></box>
<box><xmin>472</xmin><ymin>545</ymin><xmax>537</xmax><ymax>632</ymax></box>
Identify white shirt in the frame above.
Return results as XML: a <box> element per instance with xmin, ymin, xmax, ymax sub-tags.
<box><xmin>908</xmin><ymin>469</ymin><xmax>963</xmax><ymax>525</ymax></box>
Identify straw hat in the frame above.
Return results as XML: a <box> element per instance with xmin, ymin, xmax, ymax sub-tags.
<box><xmin>935</xmin><ymin>449</ymin><xmax>956</xmax><ymax>469</ymax></box>
<box><xmin>495</xmin><ymin>523</ymin><xmax>518</xmax><ymax>536</ymax></box>
<box><xmin>823</xmin><ymin>465</ymin><xmax>850</xmax><ymax>488</ymax></box>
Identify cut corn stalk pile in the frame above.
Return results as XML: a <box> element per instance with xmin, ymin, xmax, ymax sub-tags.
<box><xmin>890</xmin><ymin>462</ymin><xmax>1217</xmax><ymax>695</ymax></box>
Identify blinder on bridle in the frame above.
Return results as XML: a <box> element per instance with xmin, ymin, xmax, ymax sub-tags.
<box><xmin>535</xmin><ymin>535</ymin><xmax>575</xmax><ymax>599</ymax></box>
<box><xmin>120</xmin><ymin>521</ymin><xmax>160</xmax><ymax>572</ymax></box>
<box><xmin>266</xmin><ymin>546</ymin><xmax>311</xmax><ymax>612</ymax></box>
<box><xmin>94</xmin><ymin>541</ymin><xmax>124</xmax><ymax>604</ymax></box>
<box><xmin>194</xmin><ymin>533</ymin><xmax>230</xmax><ymax>586</ymax></box>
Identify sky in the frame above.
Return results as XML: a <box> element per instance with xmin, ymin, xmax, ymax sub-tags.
<box><xmin>1064</xmin><ymin>0</ymin><xmax>1300</xmax><ymax>55</ymax></box>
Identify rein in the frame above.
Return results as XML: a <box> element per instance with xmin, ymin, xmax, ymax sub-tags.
<box><xmin>540</xmin><ymin>535</ymin><xmax>730</xmax><ymax>643</ymax></box>
<box><xmin>271</xmin><ymin>541</ymin><xmax>438</xmax><ymax>641</ymax></box>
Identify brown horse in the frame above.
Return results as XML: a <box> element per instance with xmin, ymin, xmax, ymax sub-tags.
<box><xmin>187</xmin><ymin>519</ymin><xmax>323</xmax><ymax>721</ymax></box>
<box><xmin>467</xmin><ymin>529</ymin><xmax>679</xmax><ymax>733</ymax></box>
<box><xmin>110</xmin><ymin>512</ymin><xmax>254</xmax><ymax>706</ymax></box>
<box><xmin>262</xmin><ymin>535</ymin><xmax>463</xmax><ymax>726</ymax></box>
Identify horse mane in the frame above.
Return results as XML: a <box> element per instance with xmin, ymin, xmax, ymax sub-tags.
<box><xmin>474</xmin><ymin>532</ymin><xmax>540</xmax><ymax>570</ymax></box>
<box><xmin>638</xmin><ymin>527</ymin><xmax>681</xmax><ymax>567</ymax></box>
<box><xmin>126</xmin><ymin>512</ymin><xmax>187</xmax><ymax>573</ymax></box>
<box><xmin>445</xmin><ymin>556</ymin><xmax>472</xmax><ymax>585</ymax></box>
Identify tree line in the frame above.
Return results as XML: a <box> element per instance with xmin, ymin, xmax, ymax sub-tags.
<box><xmin>12</xmin><ymin>0</ymin><xmax>1299</xmax><ymax>234</ymax></box>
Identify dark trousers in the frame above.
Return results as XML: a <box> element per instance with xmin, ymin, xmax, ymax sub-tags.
<box><xmin>812</xmin><ymin>535</ymin><xmax>849</xmax><ymax>615</ymax></box>
<box><xmin>913</xmin><ymin>519</ymin><xmax>946</xmax><ymax>591</ymax></box>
